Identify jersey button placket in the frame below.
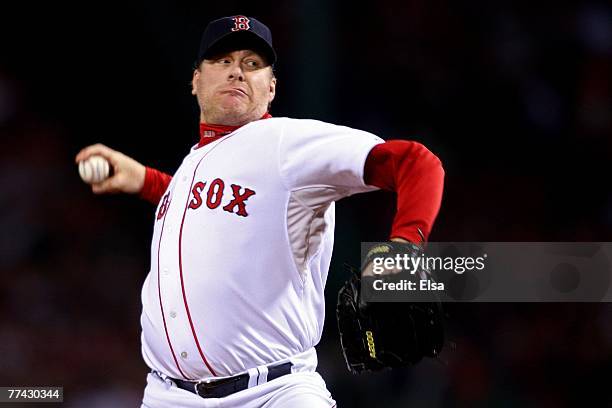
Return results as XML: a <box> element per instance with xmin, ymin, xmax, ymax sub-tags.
<box><xmin>158</xmin><ymin>185</ymin><xmax>192</xmax><ymax>378</ymax></box>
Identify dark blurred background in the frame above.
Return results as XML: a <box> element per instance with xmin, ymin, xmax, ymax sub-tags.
<box><xmin>2</xmin><ymin>0</ymin><xmax>612</xmax><ymax>407</ymax></box>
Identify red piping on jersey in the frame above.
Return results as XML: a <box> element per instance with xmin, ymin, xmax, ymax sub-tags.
<box><xmin>156</xmin><ymin>196</ymin><xmax>190</xmax><ymax>379</ymax></box>
<box><xmin>177</xmin><ymin>153</ymin><xmax>221</xmax><ymax>376</ymax></box>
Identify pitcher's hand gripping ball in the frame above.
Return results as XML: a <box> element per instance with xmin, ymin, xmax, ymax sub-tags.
<box><xmin>336</xmin><ymin>242</ymin><xmax>445</xmax><ymax>374</ymax></box>
<box><xmin>78</xmin><ymin>155</ymin><xmax>110</xmax><ymax>184</ymax></box>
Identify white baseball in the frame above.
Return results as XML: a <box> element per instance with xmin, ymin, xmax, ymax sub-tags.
<box><xmin>78</xmin><ymin>155</ymin><xmax>110</xmax><ymax>184</ymax></box>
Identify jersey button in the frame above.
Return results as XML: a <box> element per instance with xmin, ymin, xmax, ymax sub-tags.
<box><xmin>182</xmin><ymin>176</ymin><xmax>187</xmax><ymax>182</ymax></box>
<box><xmin>169</xmin><ymin>311</ymin><xmax>177</xmax><ymax>318</ymax></box>
<box><xmin>180</xmin><ymin>352</ymin><xmax>188</xmax><ymax>359</ymax></box>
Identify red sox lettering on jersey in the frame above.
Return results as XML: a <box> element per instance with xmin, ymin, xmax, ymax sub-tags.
<box><xmin>186</xmin><ymin>179</ymin><xmax>256</xmax><ymax>217</ymax></box>
<box><xmin>156</xmin><ymin>193</ymin><xmax>171</xmax><ymax>220</ymax></box>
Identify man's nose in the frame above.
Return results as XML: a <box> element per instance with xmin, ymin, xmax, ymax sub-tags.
<box><xmin>227</xmin><ymin>62</ymin><xmax>245</xmax><ymax>81</ymax></box>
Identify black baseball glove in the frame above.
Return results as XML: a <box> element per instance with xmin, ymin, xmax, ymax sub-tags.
<box><xmin>336</xmin><ymin>242</ymin><xmax>445</xmax><ymax>374</ymax></box>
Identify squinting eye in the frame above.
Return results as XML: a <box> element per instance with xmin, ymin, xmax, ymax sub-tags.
<box><xmin>245</xmin><ymin>60</ymin><xmax>259</xmax><ymax>67</ymax></box>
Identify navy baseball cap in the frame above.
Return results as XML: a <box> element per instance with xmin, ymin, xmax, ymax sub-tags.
<box><xmin>196</xmin><ymin>15</ymin><xmax>276</xmax><ymax>67</ymax></box>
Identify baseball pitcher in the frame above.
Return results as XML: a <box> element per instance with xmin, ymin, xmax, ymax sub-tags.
<box><xmin>75</xmin><ymin>15</ymin><xmax>445</xmax><ymax>408</ymax></box>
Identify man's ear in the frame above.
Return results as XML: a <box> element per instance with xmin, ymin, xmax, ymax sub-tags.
<box><xmin>268</xmin><ymin>76</ymin><xmax>277</xmax><ymax>103</ymax></box>
<box><xmin>191</xmin><ymin>69</ymin><xmax>200</xmax><ymax>95</ymax></box>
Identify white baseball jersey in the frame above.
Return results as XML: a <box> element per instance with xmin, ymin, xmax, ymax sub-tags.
<box><xmin>140</xmin><ymin>117</ymin><xmax>384</xmax><ymax>381</ymax></box>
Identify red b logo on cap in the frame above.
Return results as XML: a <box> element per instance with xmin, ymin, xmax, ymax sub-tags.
<box><xmin>231</xmin><ymin>16</ymin><xmax>250</xmax><ymax>31</ymax></box>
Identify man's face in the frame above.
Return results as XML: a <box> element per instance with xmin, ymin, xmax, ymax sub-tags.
<box><xmin>192</xmin><ymin>49</ymin><xmax>276</xmax><ymax>126</ymax></box>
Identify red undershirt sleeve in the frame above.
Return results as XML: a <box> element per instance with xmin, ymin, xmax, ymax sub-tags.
<box><xmin>363</xmin><ymin>140</ymin><xmax>445</xmax><ymax>243</ymax></box>
<box><xmin>139</xmin><ymin>166</ymin><xmax>173</xmax><ymax>205</ymax></box>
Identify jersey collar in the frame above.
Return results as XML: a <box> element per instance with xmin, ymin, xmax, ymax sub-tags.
<box><xmin>197</xmin><ymin>112</ymin><xmax>272</xmax><ymax>148</ymax></box>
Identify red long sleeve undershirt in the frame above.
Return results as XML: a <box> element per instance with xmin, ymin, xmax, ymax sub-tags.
<box><xmin>139</xmin><ymin>140</ymin><xmax>444</xmax><ymax>243</ymax></box>
<box><xmin>363</xmin><ymin>140</ymin><xmax>444</xmax><ymax>243</ymax></box>
<box><xmin>139</xmin><ymin>167</ymin><xmax>173</xmax><ymax>204</ymax></box>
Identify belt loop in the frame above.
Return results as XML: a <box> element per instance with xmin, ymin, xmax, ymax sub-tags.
<box><xmin>246</xmin><ymin>367</ymin><xmax>259</xmax><ymax>388</ymax></box>
<box><xmin>256</xmin><ymin>365</ymin><xmax>269</xmax><ymax>385</ymax></box>
<box><xmin>153</xmin><ymin>370</ymin><xmax>174</xmax><ymax>387</ymax></box>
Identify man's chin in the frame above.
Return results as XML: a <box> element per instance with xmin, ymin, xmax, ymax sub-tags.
<box><xmin>212</xmin><ymin>108</ymin><xmax>250</xmax><ymax>126</ymax></box>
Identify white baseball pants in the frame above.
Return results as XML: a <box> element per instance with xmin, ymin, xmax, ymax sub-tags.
<box><xmin>141</xmin><ymin>371</ymin><xmax>337</xmax><ymax>408</ymax></box>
